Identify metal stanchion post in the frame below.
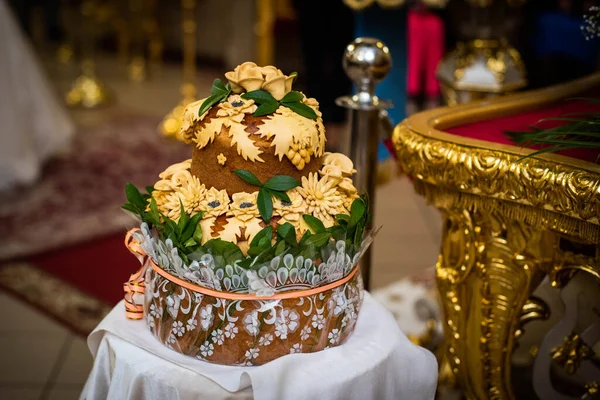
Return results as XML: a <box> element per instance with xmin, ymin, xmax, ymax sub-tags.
<box><xmin>336</xmin><ymin>37</ymin><xmax>392</xmax><ymax>291</ymax></box>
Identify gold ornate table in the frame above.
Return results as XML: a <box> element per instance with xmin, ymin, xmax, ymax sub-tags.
<box><xmin>392</xmin><ymin>73</ymin><xmax>600</xmax><ymax>400</ymax></box>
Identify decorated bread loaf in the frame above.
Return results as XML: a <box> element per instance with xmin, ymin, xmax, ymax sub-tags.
<box><xmin>144</xmin><ymin>62</ymin><xmax>361</xmax><ymax>254</ymax></box>
<box><xmin>122</xmin><ymin>63</ymin><xmax>372</xmax><ymax>366</ymax></box>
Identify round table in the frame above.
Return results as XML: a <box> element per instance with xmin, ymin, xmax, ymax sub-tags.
<box><xmin>81</xmin><ymin>292</ymin><xmax>438</xmax><ymax>400</ymax></box>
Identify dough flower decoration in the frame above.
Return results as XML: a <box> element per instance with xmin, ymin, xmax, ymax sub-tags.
<box><xmin>216</xmin><ymin>95</ymin><xmax>257</xmax><ymax>123</ymax></box>
<box><xmin>287</xmin><ymin>140</ymin><xmax>314</xmax><ymax>171</ymax></box>
<box><xmin>226</xmin><ymin>62</ymin><xmax>294</xmax><ymax>101</ymax></box>
<box><xmin>154</xmin><ymin>159</ymin><xmax>193</xmax><ymax>191</ymax></box>
<box><xmin>225</xmin><ymin>62</ymin><xmax>264</xmax><ymax>93</ymax></box>
<box><xmin>257</xmin><ymin>104</ymin><xmax>323</xmax><ymax>170</ymax></box>
<box><xmin>200</xmin><ymin>187</ymin><xmax>230</xmax><ymax>218</ymax></box>
<box><xmin>273</xmin><ymin>189</ymin><xmax>308</xmax><ymax>232</ymax></box>
<box><xmin>198</xmin><ymin>187</ymin><xmax>231</xmax><ymax>244</ymax></box>
<box><xmin>260</xmin><ymin>66</ymin><xmax>295</xmax><ymax>101</ymax></box>
<box><xmin>160</xmin><ymin>175</ymin><xmax>206</xmax><ymax>221</ymax></box>
<box><xmin>151</xmin><ymin>160</ymin><xmax>206</xmax><ymax>221</ymax></box>
<box><xmin>297</xmin><ymin>173</ymin><xmax>345</xmax><ymax>228</ymax></box>
<box><xmin>228</xmin><ymin>192</ymin><xmax>260</xmax><ymax>222</ymax></box>
<box><xmin>194</xmin><ymin>93</ymin><xmax>264</xmax><ymax>162</ymax></box>
<box><xmin>221</xmin><ymin>192</ymin><xmax>263</xmax><ymax>245</ymax></box>
<box><xmin>322</xmin><ymin>153</ymin><xmax>357</xmax><ymax>176</ymax></box>
<box><xmin>303</xmin><ymin>96</ymin><xmax>326</xmax><ymax>145</ymax></box>
<box><xmin>319</xmin><ymin>153</ymin><xmax>359</xmax><ymax>210</ymax></box>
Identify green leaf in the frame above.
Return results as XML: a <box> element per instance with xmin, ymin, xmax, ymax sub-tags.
<box><xmin>125</xmin><ymin>183</ymin><xmax>145</xmax><ymax>209</ymax></box>
<box><xmin>280</xmin><ymin>91</ymin><xmax>304</xmax><ymax>103</ymax></box>
<box><xmin>257</xmin><ymin>188</ymin><xmax>273</xmax><ymax>222</ymax></box>
<box><xmin>233</xmin><ymin>169</ymin><xmax>262</xmax><ymax>187</ymax></box>
<box><xmin>275</xmin><ymin>240</ymin><xmax>287</xmax><ymax>256</ymax></box>
<box><xmin>178</xmin><ymin>201</ymin><xmax>189</xmax><ymax>230</ymax></box>
<box><xmin>236</xmin><ymin>258</ymin><xmax>253</xmax><ymax>269</ymax></box>
<box><xmin>537</xmin><ymin>117</ymin><xmax>600</xmax><ymax>125</ymax></box>
<box><xmin>349</xmin><ymin>198</ymin><xmax>366</xmax><ymax>228</ymax></box>
<box><xmin>241</xmin><ymin>90</ymin><xmax>277</xmax><ymax>104</ymax></box>
<box><xmin>192</xmin><ymin>223</ymin><xmax>203</xmax><ymax>244</ymax></box>
<box><xmin>182</xmin><ymin>212</ymin><xmax>203</xmax><ymax>242</ymax></box>
<box><xmin>250</xmin><ymin>225</ymin><xmax>273</xmax><ymax>248</ymax></box>
<box><xmin>282</xmin><ymin>102</ymin><xmax>318</xmax><ymax>120</ymax></box>
<box><xmin>203</xmin><ymin>239</ymin><xmax>244</xmax><ymax>265</ymax></box>
<box><xmin>263</xmin><ymin>175</ymin><xmax>300</xmax><ymax>191</ymax></box>
<box><xmin>335</xmin><ymin>214</ymin><xmax>350</xmax><ymax>225</ymax></box>
<box><xmin>149</xmin><ymin>197</ymin><xmax>159</xmax><ymax>217</ymax></box>
<box><xmin>303</xmin><ymin>232</ymin><xmax>331</xmax><ymax>248</ymax></box>
<box><xmin>162</xmin><ymin>216</ymin><xmax>179</xmax><ymax>239</ymax></box>
<box><xmin>183</xmin><ymin>237</ymin><xmax>197</xmax><ymax>248</ymax></box>
<box><xmin>247</xmin><ymin>246</ymin><xmax>265</xmax><ymax>257</ymax></box>
<box><xmin>145</xmin><ymin>186</ymin><xmax>155</xmax><ymax>195</ymax></box>
<box><xmin>267</xmin><ymin>189</ymin><xmax>291</xmax><ymax>203</ymax></box>
<box><xmin>299</xmin><ymin>230</ymin><xmax>312</xmax><ymax>245</ymax></box>
<box><xmin>144</xmin><ymin>198</ymin><xmax>161</xmax><ymax>225</ymax></box>
<box><xmin>253</xmin><ymin>102</ymin><xmax>280</xmax><ymax>117</ymax></box>
<box><xmin>248</xmin><ymin>226</ymin><xmax>273</xmax><ymax>257</ymax></box>
<box><xmin>354</xmin><ymin>224</ymin><xmax>364</xmax><ymax>250</ymax></box>
<box><xmin>277</xmin><ymin>222</ymin><xmax>297</xmax><ymax>246</ymax></box>
<box><xmin>198</xmin><ymin>93</ymin><xmax>222</xmax><ymax>117</ymax></box>
<box><xmin>121</xmin><ymin>203</ymin><xmax>139</xmax><ymax>215</ymax></box>
<box><xmin>328</xmin><ymin>225</ymin><xmax>346</xmax><ymax>241</ymax></box>
<box><xmin>179</xmin><ymin>252</ymin><xmax>190</xmax><ymax>265</ymax></box>
<box><xmin>211</xmin><ymin>79</ymin><xmax>229</xmax><ymax>97</ymax></box>
<box><xmin>303</xmin><ymin>214</ymin><xmax>326</xmax><ymax>233</ymax></box>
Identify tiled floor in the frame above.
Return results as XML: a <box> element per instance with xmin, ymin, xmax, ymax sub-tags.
<box><xmin>0</xmin><ymin>292</ymin><xmax>90</xmax><ymax>400</ymax></box>
<box><xmin>0</xmin><ymin>52</ymin><xmax>442</xmax><ymax>399</ymax></box>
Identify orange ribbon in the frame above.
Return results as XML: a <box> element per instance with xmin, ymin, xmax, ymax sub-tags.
<box><xmin>123</xmin><ymin>229</ymin><xmax>359</xmax><ymax>319</ymax></box>
<box><xmin>124</xmin><ymin>229</ymin><xmax>147</xmax><ymax>320</ymax></box>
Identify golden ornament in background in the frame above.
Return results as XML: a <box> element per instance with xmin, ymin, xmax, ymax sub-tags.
<box><xmin>256</xmin><ymin>0</ymin><xmax>275</xmax><ymax>66</ymax></box>
<box><xmin>159</xmin><ymin>0</ymin><xmax>197</xmax><ymax>140</ymax></box>
<box><xmin>65</xmin><ymin>60</ymin><xmax>111</xmax><ymax>108</ymax></box>
<box><xmin>550</xmin><ymin>334</ymin><xmax>595</xmax><ymax>375</ymax></box>
<box><xmin>128</xmin><ymin>55</ymin><xmax>147</xmax><ymax>82</ymax></box>
<box><xmin>159</xmin><ymin>83</ymin><xmax>196</xmax><ymax>140</ymax></box>
<box><xmin>437</xmin><ymin>39</ymin><xmax>526</xmax><ymax>105</ymax></box>
<box><xmin>56</xmin><ymin>43</ymin><xmax>75</xmax><ymax>65</ymax></box>
<box><xmin>62</xmin><ymin>0</ymin><xmax>113</xmax><ymax>108</ymax></box>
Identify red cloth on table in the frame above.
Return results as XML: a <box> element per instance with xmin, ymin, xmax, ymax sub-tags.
<box><xmin>446</xmin><ymin>99</ymin><xmax>600</xmax><ymax>163</ymax></box>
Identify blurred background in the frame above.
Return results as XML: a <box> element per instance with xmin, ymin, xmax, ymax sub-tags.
<box><xmin>0</xmin><ymin>0</ymin><xmax>598</xmax><ymax>398</ymax></box>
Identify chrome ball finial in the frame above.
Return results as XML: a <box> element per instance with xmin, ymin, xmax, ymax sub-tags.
<box><xmin>339</xmin><ymin>37</ymin><xmax>392</xmax><ymax>109</ymax></box>
<box><xmin>343</xmin><ymin>38</ymin><xmax>392</xmax><ymax>88</ymax></box>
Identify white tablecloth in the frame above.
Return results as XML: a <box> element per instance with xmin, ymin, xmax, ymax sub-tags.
<box><xmin>81</xmin><ymin>293</ymin><xmax>438</xmax><ymax>400</ymax></box>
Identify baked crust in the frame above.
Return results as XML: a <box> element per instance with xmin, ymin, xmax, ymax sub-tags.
<box><xmin>189</xmin><ymin>112</ymin><xmax>322</xmax><ymax>194</ymax></box>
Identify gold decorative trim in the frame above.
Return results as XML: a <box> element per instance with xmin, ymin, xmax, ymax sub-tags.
<box><xmin>394</xmin><ymin>73</ymin><xmax>600</xmax><ymax>400</ymax></box>
<box><xmin>412</xmin><ymin>181</ymin><xmax>600</xmax><ymax>244</ymax></box>
<box><xmin>550</xmin><ymin>333</ymin><xmax>595</xmax><ymax>375</ymax></box>
<box><xmin>393</xmin><ymin>73</ymin><xmax>600</xmax><ymax>243</ymax></box>
<box><xmin>435</xmin><ymin>205</ymin><xmax>547</xmax><ymax>400</ymax></box>
<box><xmin>401</xmin><ymin>73</ymin><xmax>600</xmax><ymax>169</ymax></box>
<box><xmin>0</xmin><ymin>262</ymin><xmax>110</xmax><ymax>335</ymax></box>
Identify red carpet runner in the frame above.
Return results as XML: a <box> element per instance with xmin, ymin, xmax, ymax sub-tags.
<box><xmin>0</xmin><ymin>232</ymin><xmax>138</xmax><ymax>335</ymax></box>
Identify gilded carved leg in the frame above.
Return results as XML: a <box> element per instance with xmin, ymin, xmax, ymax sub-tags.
<box><xmin>436</xmin><ymin>207</ymin><xmax>551</xmax><ymax>400</ymax></box>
